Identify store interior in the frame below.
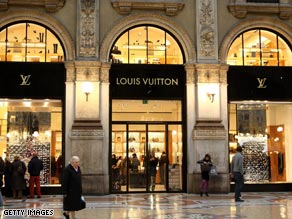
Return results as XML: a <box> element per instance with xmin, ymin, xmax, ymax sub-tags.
<box><xmin>0</xmin><ymin>99</ymin><xmax>63</xmax><ymax>184</ymax></box>
<box><xmin>229</xmin><ymin>102</ymin><xmax>292</xmax><ymax>183</ymax></box>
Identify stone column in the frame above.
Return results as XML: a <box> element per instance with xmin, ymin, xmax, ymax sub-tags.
<box><xmin>67</xmin><ymin>0</ymin><xmax>107</xmax><ymax>195</ymax></box>
<box><xmin>191</xmin><ymin>63</ymin><xmax>229</xmax><ymax>193</ymax></box>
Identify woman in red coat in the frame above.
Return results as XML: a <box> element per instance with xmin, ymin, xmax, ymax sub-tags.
<box><xmin>62</xmin><ymin>156</ymin><xmax>84</xmax><ymax>219</ymax></box>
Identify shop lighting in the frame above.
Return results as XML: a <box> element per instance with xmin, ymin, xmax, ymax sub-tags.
<box><xmin>81</xmin><ymin>82</ymin><xmax>93</xmax><ymax>102</ymax></box>
<box><xmin>207</xmin><ymin>92</ymin><xmax>215</xmax><ymax>103</ymax></box>
<box><xmin>277</xmin><ymin>126</ymin><xmax>283</xmax><ymax>132</ymax></box>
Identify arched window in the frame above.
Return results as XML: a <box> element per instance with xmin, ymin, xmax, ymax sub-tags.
<box><xmin>0</xmin><ymin>22</ymin><xmax>64</xmax><ymax>62</ymax></box>
<box><xmin>110</xmin><ymin>25</ymin><xmax>184</xmax><ymax>64</ymax></box>
<box><xmin>227</xmin><ymin>29</ymin><xmax>292</xmax><ymax>66</ymax></box>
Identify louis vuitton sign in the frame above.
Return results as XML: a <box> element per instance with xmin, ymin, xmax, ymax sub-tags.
<box><xmin>0</xmin><ymin>62</ymin><xmax>65</xmax><ymax>98</ymax></box>
<box><xmin>228</xmin><ymin>66</ymin><xmax>292</xmax><ymax>101</ymax></box>
<box><xmin>110</xmin><ymin>64</ymin><xmax>185</xmax><ymax>99</ymax></box>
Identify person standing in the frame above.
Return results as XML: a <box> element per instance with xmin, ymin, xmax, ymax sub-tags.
<box><xmin>11</xmin><ymin>156</ymin><xmax>26</xmax><ymax>199</ymax></box>
<box><xmin>131</xmin><ymin>153</ymin><xmax>140</xmax><ymax>172</ymax></box>
<box><xmin>149</xmin><ymin>151</ymin><xmax>159</xmax><ymax>191</ymax></box>
<box><xmin>231</xmin><ymin>146</ymin><xmax>244</xmax><ymax>202</ymax></box>
<box><xmin>197</xmin><ymin>154</ymin><xmax>213</xmax><ymax>197</ymax></box>
<box><xmin>159</xmin><ymin>151</ymin><xmax>167</xmax><ymax>185</ymax></box>
<box><xmin>4</xmin><ymin>157</ymin><xmax>12</xmax><ymax>197</ymax></box>
<box><xmin>62</xmin><ymin>156</ymin><xmax>84</xmax><ymax>219</ymax></box>
<box><xmin>28</xmin><ymin>152</ymin><xmax>43</xmax><ymax>198</ymax></box>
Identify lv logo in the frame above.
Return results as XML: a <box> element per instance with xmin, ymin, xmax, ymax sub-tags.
<box><xmin>20</xmin><ymin>74</ymin><xmax>31</xmax><ymax>86</ymax></box>
<box><xmin>257</xmin><ymin>78</ymin><xmax>267</xmax><ymax>88</ymax></box>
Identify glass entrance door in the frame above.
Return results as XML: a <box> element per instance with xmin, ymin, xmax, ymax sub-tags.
<box><xmin>111</xmin><ymin>123</ymin><xmax>183</xmax><ymax>193</ymax></box>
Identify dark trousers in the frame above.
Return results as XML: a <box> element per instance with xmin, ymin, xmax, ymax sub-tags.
<box><xmin>234</xmin><ymin>172</ymin><xmax>244</xmax><ymax>200</ymax></box>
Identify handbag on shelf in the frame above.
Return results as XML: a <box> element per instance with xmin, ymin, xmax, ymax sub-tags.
<box><xmin>210</xmin><ymin>165</ymin><xmax>218</xmax><ymax>176</ymax></box>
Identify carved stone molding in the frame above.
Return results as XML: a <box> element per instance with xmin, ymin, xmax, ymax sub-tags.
<box><xmin>71</xmin><ymin>119</ymin><xmax>104</xmax><ymax>139</ymax></box>
<box><xmin>79</xmin><ymin>0</ymin><xmax>97</xmax><ymax>58</ymax></box>
<box><xmin>228</xmin><ymin>0</ymin><xmax>292</xmax><ymax>20</ymax></box>
<box><xmin>193</xmin><ymin>120</ymin><xmax>227</xmax><ymax>140</ymax></box>
<box><xmin>64</xmin><ymin>61</ymin><xmax>76</xmax><ymax>82</ymax></box>
<box><xmin>75</xmin><ymin>61</ymin><xmax>101</xmax><ymax>81</ymax></box>
<box><xmin>0</xmin><ymin>0</ymin><xmax>65</xmax><ymax>13</ymax></box>
<box><xmin>197</xmin><ymin>0</ymin><xmax>218</xmax><ymax>61</ymax></box>
<box><xmin>195</xmin><ymin>64</ymin><xmax>228</xmax><ymax>84</ymax></box>
<box><xmin>111</xmin><ymin>0</ymin><xmax>184</xmax><ymax>16</ymax></box>
<box><xmin>185</xmin><ymin>64</ymin><xmax>196</xmax><ymax>84</ymax></box>
<box><xmin>100</xmin><ymin>62</ymin><xmax>111</xmax><ymax>83</ymax></box>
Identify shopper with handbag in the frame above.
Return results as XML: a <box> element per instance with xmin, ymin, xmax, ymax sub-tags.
<box><xmin>197</xmin><ymin>154</ymin><xmax>213</xmax><ymax>197</ymax></box>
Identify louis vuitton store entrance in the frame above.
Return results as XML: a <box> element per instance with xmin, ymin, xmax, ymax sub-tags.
<box><xmin>110</xmin><ymin>64</ymin><xmax>186</xmax><ymax>193</ymax></box>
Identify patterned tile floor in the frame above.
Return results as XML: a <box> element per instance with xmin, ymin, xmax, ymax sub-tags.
<box><xmin>1</xmin><ymin>192</ymin><xmax>292</xmax><ymax>218</ymax></box>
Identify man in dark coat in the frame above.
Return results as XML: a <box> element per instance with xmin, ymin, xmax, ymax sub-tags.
<box><xmin>28</xmin><ymin>152</ymin><xmax>43</xmax><ymax>198</ymax></box>
<box><xmin>62</xmin><ymin>156</ymin><xmax>84</xmax><ymax>219</ymax></box>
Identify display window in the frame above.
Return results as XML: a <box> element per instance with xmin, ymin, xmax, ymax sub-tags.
<box><xmin>227</xmin><ymin>29</ymin><xmax>292</xmax><ymax>66</ymax></box>
<box><xmin>0</xmin><ymin>99</ymin><xmax>63</xmax><ymax>185</ymax></box>
<box><xmin>110</xmin><ymin>25</ymin><xmax>184</xmax><ymax>64</ymax></box>
<box><xmin>0</xmin><ymin>22</ymin><xmax>64</xmax><ymax>62</ymax></box>
<box><xmin>229</xmin><ymin>102</ymin><xmax>292</xmax><ymax>183</ymax></box>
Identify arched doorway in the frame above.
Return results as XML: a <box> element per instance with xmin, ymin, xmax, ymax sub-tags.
<box><xmin>109</xmin><ymin>25</ymin><xmax>186</xmax><ymax>193</ymax></box>
<box><xmin>226</xmin><ymin>27</ymin><xmax>292</xmax><ymax>189</ymax></box>
<box><xmin>0</xmin><ymin>21</ymin><xmax>66</xmax><ymax>190</ymax></box>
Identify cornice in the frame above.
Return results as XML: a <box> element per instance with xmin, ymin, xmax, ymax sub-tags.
<box><xmin>0</xmin><ymin>0</ymin><xmax>66</xmax><ymax>13</ymax></box>
<box><xmin>228</xmin><ymin>0</ymin><xmax>292</xmax><ymax>20</ymax></box>
<box><xmin>111</xmin><ymin>0</ymin><xmax>184</xmax><ymax>16</ymax></box>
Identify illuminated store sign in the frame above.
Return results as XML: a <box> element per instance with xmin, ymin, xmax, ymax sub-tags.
<box><xmin>110</xmin><ymin>64</ymin><xmax>185</xmax><ymax>99</ymax></box>
<box><xmin>116</xmin><ymin>77</ymin><xmax>179</xmax><ymax>86</ymax></box>
<box><xmin>228</xmin><ymin>66</ymin><xmax>292</xmax><ymax>101</ymax></box>
<box><xmin>0</xmin><ymin>62</ymin><xmax>65</xmax><ymax>98</ymax></box>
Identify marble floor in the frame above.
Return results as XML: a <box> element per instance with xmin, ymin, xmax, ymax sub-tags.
<box><xmin>1</xmin><ymin>192</ymin><xmax>292</xmax><ymax>218</ymax></box>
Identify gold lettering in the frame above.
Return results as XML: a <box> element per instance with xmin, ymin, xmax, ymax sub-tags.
<box><xmin>257</xmin><ymin>78</ymin><xmax>267</xmax><ymax>88</ymax></box>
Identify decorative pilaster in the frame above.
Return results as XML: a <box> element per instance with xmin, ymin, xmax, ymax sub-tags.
<box><xmin>77</xmin><ymin>0</ymin><xmax>99</xmax><ymax>58</ymax></box>
<box><xmin>196</xmin><ymin>0</ymin><xmax>218</xmax><ymax>62</ymax></box>
<box><xmin>188</xmin><ymin>63</ymin><xmax>229</xmax><ymax>194</ymax></box>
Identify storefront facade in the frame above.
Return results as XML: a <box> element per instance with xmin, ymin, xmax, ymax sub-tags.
<box><xmin>0</xmin><ymin>0</ymin><xmax>291</xmax><ymax>195</ymax></box>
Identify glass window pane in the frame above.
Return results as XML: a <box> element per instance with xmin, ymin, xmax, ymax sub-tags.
<box><xmin>0</xmin><ymin>22</ymin><xmax>64</xmax><ymax>62</ymax></box>
<box><xmin>229</xmin><ymin>102</ymin><xmax>292</xmax><ymax>183</ymax></box>
<box><xmin>110</xmin><ymin>25</ymin><xmax>184</xmax><ymax>64</ymax></box>
<box><xmin>227</xmin><ymin>35</ymin><xmax>243</xmax><ymax>65</ymax></box>
<box><xmin>166</xmin><ymin>33</ymin><xmax>183</xmax><ymax>64</ymax></box>
<box><xmin>112</xmin><ymin>100</ymin><xmax>182</xmax><ymax>122</ymax></box>
<box><xmin>278</xmin><ymin>37</ymin><xmax>292</xmax><ymax>66</ymax></box>
<box><xmin>260</xmin><ymin>30</ymin><xmax>277</xmax><ymax>66</ymax></box>
<box><xmin>7</xmin><ymin>23</ymin><xmax>26</xmax><ymax>62</ymax></box>
<box><xmin>148</xmin><ymin>27</ymin><xmax>164</xmax><ymax>64</ymax></box>
<box><xmin>26</xmin><ymin>23</ymin><xmax>46</xmax><ymax>62</ymax></box>
<box><xmin>168</xmin><ymin>124</ymin><xmax>182</xmax><ymax>191</ymax></box>
<box><xmin>112</xmin><ymin>32</ymin><xmax>128</xmax><ymax>63</ymax></box>
<box><xmin>129</xmin><ymin>26</ymin><xmax>147</xmax><ymax>64</ymax></box>
<box><xmin>47</xmin><ymin>29</ymin><xmax>64</xmax><ymax>62</ymax></box>
<box><xmin>0</xmin><ymin>99</ymin><xmax>63</xmax><ymax>185</ymax></box>
<box><xmin>0</xmin><ymin>28</ymin><xmax>6</xmax><ymax>61</ymax></box>
<box><xmin>227</xmin><ymin>29</ymin><xmax>292</xmax><ymax>66</ymax></box>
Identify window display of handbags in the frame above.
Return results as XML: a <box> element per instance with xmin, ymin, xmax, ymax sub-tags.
<box><xmin>8</xmin><ymin>138</ymin><xmax>51</xmax><ymax>184</ymax></box>
<box><xmin>242</xmin><ymin>141</ymin><xmax>270</xmax><ymax>182</ymax></box>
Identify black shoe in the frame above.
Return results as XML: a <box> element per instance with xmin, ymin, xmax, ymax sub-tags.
<box><xmin>205</xmin><ymin>192</ymin><xmax>209</xmax><ymax>197</ymax></box>
<box><xmin>235</xmin><ymin>199</ymin><xmax>244</xmax><ymax>202</ymax></box>
<box><xmin>200</xmin><ymin>192</ymin><xmax>203</xmax><ymax>197</ymax></box>
<box><xmin>63</xmin><ymin>212</ymin><xmax>70</xmax><ymax>219</ymax></box>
